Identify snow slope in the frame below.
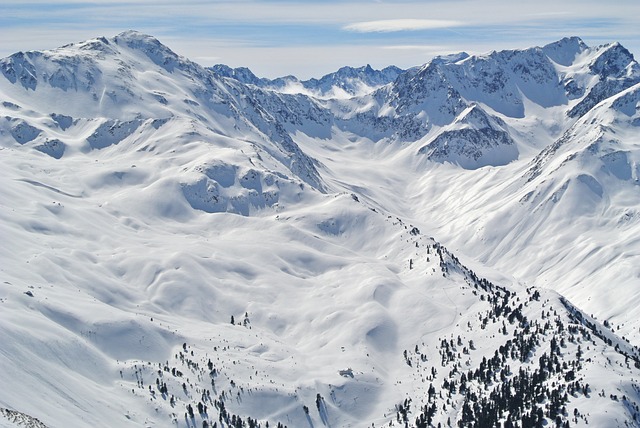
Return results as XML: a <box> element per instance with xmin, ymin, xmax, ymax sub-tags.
<box><xmin>1</xmin><ymin>32</ymin><xmax>639</xmax><ymax>427</ymax></box>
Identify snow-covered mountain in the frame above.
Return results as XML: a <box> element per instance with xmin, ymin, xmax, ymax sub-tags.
<box><xmin>211</xmin><ymin>63</ymin><xmax>404</xmax><ymax>98</ymax></box>
<box><xmin>417</xmin><ymin>104</ymin><xmax>517</xmax><ymax>169</ymax></box>
<box><xmin>1</xmin><ymin>31</ymin><xmax>639</xmax><ymax>428</ymax></box>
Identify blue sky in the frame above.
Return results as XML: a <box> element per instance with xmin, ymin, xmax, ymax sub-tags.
<box><xmin>1</xmin><ymin>0</ymin><xmax>639</xmax><ymax>79</ymax></box>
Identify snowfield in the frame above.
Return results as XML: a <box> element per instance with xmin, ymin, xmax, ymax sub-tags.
<box><xmin>0</xmin><ymin>31</ymin><xmax>639</xmax><ymax>427</ymax></box>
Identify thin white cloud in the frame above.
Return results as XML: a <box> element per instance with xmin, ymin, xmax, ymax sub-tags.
<box><xmin>344</xmin><ymin>19</ymin><xmax>463</xmax><ymax>33</ymax></box>
<box><xmin>381</xmin><ymin>45</ymin><xmax>449</xmax><ymax>51</ymax></box>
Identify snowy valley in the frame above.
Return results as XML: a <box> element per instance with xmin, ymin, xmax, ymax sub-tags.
<box><xmin>1</xmin><ymin>32</ymin><xmax>639</xmax><ymax>427</ymax></box>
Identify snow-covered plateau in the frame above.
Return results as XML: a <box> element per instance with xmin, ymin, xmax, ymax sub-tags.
<box><xmin>1</xmin><ymin>31</ymin><xmax>639</xmax><ymax>427</ymax></box>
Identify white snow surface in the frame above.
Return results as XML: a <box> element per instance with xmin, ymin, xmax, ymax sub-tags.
<box><xmin>1</xmin><ymin>32</ymin><xmax>640</xmax><ymax>427</ymax></box>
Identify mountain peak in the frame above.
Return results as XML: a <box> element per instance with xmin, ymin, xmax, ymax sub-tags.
<box><xmin>455</xmin><ymin>103</ymin><xmax>498</xmax><ymax>128</ymax></box>
<box><xmin>418</xmin><ymin>104</ymin><xmax>517</xmax><ymax>169</ymax></box>
<box><xmin>112</xmin><ymin>30</ymin><xmax>181</xmax><ymax>71</ymax></box>
<box><xmin>431</xmin><ymin>51</ymin><xmax>470</xmax><ymax>65</ymax></box>
<box><xmin>595</xmin><ymin>40</ymin><xmax>636</xmax><ymax>65</ymax></box>
<box><xmin>542</xmin><ymin>36</ymin><xmax>588</xmax><ymax>66</ymax></box>
<box><xmin>113</xmin><ymin>30</ymin><xmax>158</xmax><ymax>44</ymax></box>
<box><xmin>211</xmin><ymin>64</ymin><xmax>263</xmax><ymax>86</ymax></box>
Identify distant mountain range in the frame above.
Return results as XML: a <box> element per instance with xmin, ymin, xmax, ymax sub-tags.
<box><xmin>210</xmin><ymin>63</ymin><xmax>404</xmax><ymax>98</ymax></box>
<box><xmin>1</xmin><ymin>30</ymin><xmax>639</xmax><ymax>427</ymax></box>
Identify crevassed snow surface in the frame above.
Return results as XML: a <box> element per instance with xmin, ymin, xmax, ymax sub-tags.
<box><xmin>1</xmin><ymin>32</ymin><xmax>639</xmax><ymax>427</ymax></box>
